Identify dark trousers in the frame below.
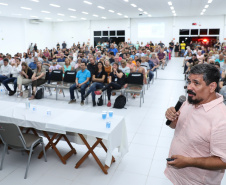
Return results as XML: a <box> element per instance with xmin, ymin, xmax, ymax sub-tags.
<box><xmin>86</xmin><ymin>82</ymin><xmax>104</xmax><ymax>101</ymax></box>
<box><xmin>2</xmin><ymin>77</ymin><xmax>17</xmax><ymax>92</ymax></box>
<box><xmin>149</xmin><ymin>71</ymin><xmax>154</xmax><ymax>81</ymax></box>
<box><xmin>70</xmin><ymin>83</ymin><xmax>88</xmax><ymax>101</ymax></box>
<box><xmin>102</xmin><ymin>82</ymin><xmax>121</xmax><ymax>101</ymax></box>
<box><xmin>0</xmin><ymin>75</ymin><xmax>8</xmax><ymax>83</ymax></box>
<box><xmin>32</xmin><ymin>79</ymin><xmax>46</xmax><ymax>88</ymax></box>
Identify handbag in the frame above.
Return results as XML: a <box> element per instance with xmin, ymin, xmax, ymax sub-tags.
<box><xmin>22</xmin><ymin>90</ymin><xmax>29</xmax><ymax>98</ymax></box>
<box><xmin>35</xmin><ymin>88</ymin><xmax>43</xmax><ymax>99</ymax></box>
<box><xmin>97</xmin><ymin>95</ymin><xmax>103</xmax><ymax>106</ymax></box>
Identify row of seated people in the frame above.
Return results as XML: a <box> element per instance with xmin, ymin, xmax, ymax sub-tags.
<box><xmin>0</xmin><ymin>56</ymin><xmax>160</xmax><ymax>107</ymax></box>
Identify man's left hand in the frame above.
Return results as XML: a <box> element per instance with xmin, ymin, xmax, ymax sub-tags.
<box><xmin>167</xmin><ymin>155</ymin><xmax>192</xmax><ymax>168</ymax></box>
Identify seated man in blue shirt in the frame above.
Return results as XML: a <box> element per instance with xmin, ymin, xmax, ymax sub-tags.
<box><xmin>69</xmin><ymin>61</ymin><xmax>91</xmax><ymax>105</ymax></box>
<box><xmin>108</xmin><ymin>44</ymin><xmax>118</xmax><ymax>56</ymax></box>
<box><xmin>57</xmin><ymin>53</ymin><xmax>65</xmax><ymax>63</ymax></box>
<box><xmin>28</xmin><ymin>56</ymin><xmax>38</xmax><ymax>70</ymax></box>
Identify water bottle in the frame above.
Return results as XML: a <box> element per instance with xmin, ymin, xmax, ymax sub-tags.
<box><xmin>26</xmin><ymin>98</ymin><xmax>30</xmax><ymax>109</ymax></box>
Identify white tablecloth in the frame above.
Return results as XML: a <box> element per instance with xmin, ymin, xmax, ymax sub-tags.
<box><xmin>0</xmin><ymin>100</ymin><xmax>129</xmax><ymax>166</ymax></box>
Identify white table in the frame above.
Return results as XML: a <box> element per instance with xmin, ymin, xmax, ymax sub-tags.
<box><xmin>0</xmin><ymin>100</ymin><xmax>128</xmax><ymax>174</ymax></box>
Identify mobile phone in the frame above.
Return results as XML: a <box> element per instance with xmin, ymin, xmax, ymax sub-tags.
<box><xmin>166</xmin><ymin>158</ymin><xmax>174</xmax><ymax>162</ymax></box>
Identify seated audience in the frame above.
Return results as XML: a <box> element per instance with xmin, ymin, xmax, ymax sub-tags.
<box><xmin>29</xmin><ymin>56</ymin><xmax>38</xmax><ymax>70</ymax></box>
<box><xmin>157</xmin><ymin>49</ymin><xmax>166</xmax><ymax>69</ymax></box>
<box><xmin>29</xmin><ymin>61</ymin><xmax>46</xmax><ymax>100</ymax></box>
<box><xmin>2</xmin><ymin>58</ymin><xmax>21</xmax><ymax>96</ymax></box>
<box><xmin>0</xmin><ymin>58</ymin><xmax>12</xmax><ymax>83</ymax></box>
<box><xmin>119</xmin><ymin>59</ymin><xmax>130</xmax><ymax>76</ymax></box>
<box><xmin>95</xmin><ymin>63</ymin><xmax>125</xmax><ymax>107</ymax></box>
<box><xmin>84</xmin><ymin>61</ymin><xmax>107</xmax><ymax>106</ymax></box>
<box><xmin>69</xmin><ymin>62</ymin><xmax>91</xmax><ymax>105</ymax></box>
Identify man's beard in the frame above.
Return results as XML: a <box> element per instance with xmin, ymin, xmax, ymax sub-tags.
<box><xmin>187</xmin><ymin>90</ymin><xmax>203</xmax><ymax>105</ymax></box>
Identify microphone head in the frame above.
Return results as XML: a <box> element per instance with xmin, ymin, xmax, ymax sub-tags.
<box><xmin>179</xmin><ymin>95</ymin><xmax>186</xmax><ymax>103</ymax></box>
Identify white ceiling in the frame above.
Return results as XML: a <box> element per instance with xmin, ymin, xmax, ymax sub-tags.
<box><xmin>0</xmin><ymin>0</ymin><xmax>224</xmax><ymax>22</ymax></box>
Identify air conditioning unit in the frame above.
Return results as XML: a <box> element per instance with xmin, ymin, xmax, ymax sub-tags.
<box><xmin>29</xmin><ymin>19</ymin><xmax>43</xmax><ymax>24</ymax></box>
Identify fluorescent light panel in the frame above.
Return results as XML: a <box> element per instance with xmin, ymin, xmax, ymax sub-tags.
<box><xmin>50</xmin><ymin>4</ymin><xmax>60</xmax><ymax>8</ymax></box>
<box><xmin>45</xmin><ymin>17</ymin><xmax>52</xmax><ymax>20</ymax></box>
<box><xmin>70</xmin><ymin>16</ymin><xmax>76</xmax><ymax>18</ymax></box>
<box><xmin>117</xmin><ymin>13</ymin><xmax>122</xmax><ymax>15</ymax></box>
<box><xmin>57</xmin><ymin>13</ymin><xmax>65</xmax><ymax>16</ymax></box>
<box><xmin>68</xmin><ymin>8</ymin><xmax>76</xmax><ymax>11</ymax></box>
<box><xmin>170</xmin><ymin>6</ymin><xmax>174</xmax><ymax>10</ymax></box>
<box><xmin>202</xmin><ymin>9</ymin><xmax>206</xmax><ymax>12</ymax></box>
<box><xmin>208</xmin><ymin>0</ymin><xmax>212</xmax><ymax>3</ymax></box>
<box><xmin>12</xmin><ymin>14</ymin><xmax>22</xmax><ymax>16</ymax></box>
<box><xmin>31</xmin><ymin>0</ymin><xmax>39</xmax><ymax>2</ymax></box>
<box><xmin>131</xmin><ymin>4</ymin><xmax>137</xmax><ymax>7</ymax></box>
<box><xmin>172</xmin><ymin>10</ymin><xmax>175</xmax><ymax>13</ymax></box>
<box><xmin>101</xmin><ymin>17</ymin><xmax>106</xmax><ymax>19</ymax></box>
<box><xmin>148</xmin><ymin>14</ymin><xmax>152</xmax><ymax>17</ymax></box>
<box><xmin>84</xmin><ymin>1</ymin><xmax>92</xmax><ymax>5</ymax></box>
<box><xmin>138</xmin><ymin>8</ymin><xmax>143</xmax><ymax>11</ymax></box>
<box><xmin>97</xmin><ymin>6</ymin><xmax>105</xmax><ymax>9</ymax></box>
<box><xmin>81</xmin><ymin>18</ymin><xmax>87</xmax><ymax>20</ymax></box>
<box><xmin>0</xmin><ymin>2</ymin><xmax>8</xmax><ymax>5</ymax></box>
<box><xmin>109</xmin><ymin>10</ymin><xmax>114</xmax><ymax>13</ymax></box>
<box><xmin>93</xmin><ymin>14</ymin><xmax>98</xmax><ymax>17</ymax></box>
<box><xmin>205</xmin><ymin>5</ymin><xmax>209</xmax><ymax>8</ymax></box>
<box><xmin>82</xmin><ymin>12</ymin><xmax>88</xmax><ymax>14</ymax></box>
<box><xmin>143</xmin><ymin>11</ymin><xmax>148</xmax><ymax>14</ymax></box>
<box><xmin>124</xmin><ymin>15</ymin><xmax>128</xmax><ymax>18</ymax></box>
<box><xmin>168</xmin><ymin>1</ymin><xmax>172</xmax><ymax>5</ymax></box>
<box><xmin>30</xmin><ymin>16</ymin><xmax>38</xmax><ymax>18</ymax></box>
<box><xmin>21</xmin><ymin>7</ymin><xmax>32</xmax><ymax>10</ymax></box>
<box><xmin>41</xmin><ymin>11</ymin><xmax>50</xmax><ymax>13</ymax></box>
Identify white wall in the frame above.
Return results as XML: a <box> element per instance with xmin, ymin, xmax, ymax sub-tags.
<box><xmin>0</xmin><ymin>15</ymin><xmax>225</xmax><ymax>55</ymax></box>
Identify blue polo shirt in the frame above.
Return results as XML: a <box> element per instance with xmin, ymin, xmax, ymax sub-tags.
<box><xmin>108</xmin><ymin>48</ymin><xmax>118</xmax><ymax>56</ymax></box>
<box><xmin>215</xmin><ymin>59</ymin><xmax>224</xmax><ymax>63</ymax></box>
<box><xmin>29</xmin><ymin>62</ymin><xmax>37</xmax><ymax>70</ymax></box>
<box><xmin>57</xmin><ymin>58</ymin><xmax>65</xmax><ymax>62</ymax></box>
<box><xmin>76</xmin><ymin>69</ymin><xmax>91</xmax><ymax>84</ymax></box>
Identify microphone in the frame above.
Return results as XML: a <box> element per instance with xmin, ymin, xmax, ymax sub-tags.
<box><xmin>166</xmin><ymin>95</ymin><xmax>186</xmax><ymax>125</ymax></box>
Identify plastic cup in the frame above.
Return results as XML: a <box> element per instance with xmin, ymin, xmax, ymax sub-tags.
<box><xmin>109</xmin><ymin>111</ymin><xmax>113</xmax><ymax>118</ymax></box>
<box><xmin>106</xmin><ymin>121</ymin><xmax>111</xmax><ymax>129</ymax></box>
<box><xmin>102</xmin><ymin>111</ymin><xmax>107</xmax><ymax>120</ymax></box>
<box><xmin>47</xmin><ymin>110</ymin><xmax>51</xmax><ymax>116</ymax></box>
<box><xmin>32</xmin><ymin>106</ymin><xmax>37</xmax><ymax>112</ymax></box>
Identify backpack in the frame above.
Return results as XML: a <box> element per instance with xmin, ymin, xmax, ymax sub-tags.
<box><xmin>35</xmin><ymin>88</ymin><xmax>43</xmax><ymax>99</ymax></box>
<box><xmin>113</xmin><ymin>95</ymin><xmax>126</xmax><ymax>109</ymax></box>
<box><xmin>97</xmin><ymin>95</ymin><xmax>103</xmax><ymax>106</ymax></box>
<box><xmin>219</xmin><ymin>86</ymin><xmax>226</xmax><ymax>105</ymax></box>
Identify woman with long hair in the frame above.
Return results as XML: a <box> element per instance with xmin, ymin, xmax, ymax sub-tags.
<box><xmin>84</xmin><ymin>61</ymin><xmax>107</xmax><ymax>106</ymax></box>
<box><xmin>29</xmin><ymin>61</ymin><xmax>46</xmax><ymax>100</ymax></box>
<box><xmin>17</xmin><ymin>62</ymin><xmax>33</xmax><ymax>97</ymax></box>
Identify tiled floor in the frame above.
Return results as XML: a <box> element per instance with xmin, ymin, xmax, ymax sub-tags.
<box><xmin>0</xmin><ymin>57</ymin><xmax>226</xmax><ymax>185</ymax></box>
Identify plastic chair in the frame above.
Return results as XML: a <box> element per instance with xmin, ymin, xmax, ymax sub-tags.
<box><xmin>0</xmin><ymin>122</ymin><xmax>47</xmax><ymax>179</ymax></box>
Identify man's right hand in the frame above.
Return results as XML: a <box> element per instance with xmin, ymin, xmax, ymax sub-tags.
<box><xmin>165</xmin><ymin>107</ymin><xmax>180</xmax><ymax>122</ymax></box>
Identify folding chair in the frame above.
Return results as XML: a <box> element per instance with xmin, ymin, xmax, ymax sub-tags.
<box><xmin>56</xmin><ymin>71</ymin><xmax>79</xmax><ymax>100</ymax></box>
<box><xmin>43</xmin><ymin>70</ymin><xmax>63</xmax><ymax>100</ymax></box>
<box><xmin>0</xmin><ymin>122</ymin><xmax>47</xmax><ymax>179</ymax></box>
<box><xmin>125</xmin><ymin>72</ymin><xmax>144</xmax><ymax>107</ymax></box>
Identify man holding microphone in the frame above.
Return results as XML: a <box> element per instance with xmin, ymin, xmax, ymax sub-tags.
<box><xmin>165</xmin><ymin>64</ymin><xmax>226</xmax><ymax>185</ymax></box>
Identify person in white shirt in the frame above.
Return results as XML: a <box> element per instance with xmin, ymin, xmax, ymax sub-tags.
<box><xmin>2</xmin><ymin>58</ymin><xmax>21</xmax><ymax>96</ymax></box>
<box><xmin>119</xmin><ymin>60</ymin><xmax>130</xmax><ymax>75</ymax></box>
<box><xmin>0</xmin><ymin>58</ymin><xmax>12</xmax><ymax>83</ymax></box>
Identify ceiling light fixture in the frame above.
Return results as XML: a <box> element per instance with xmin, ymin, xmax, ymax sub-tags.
<box><xmin>172</xmin><ymin>10</ymin><xmax>176</xmax><ymax>13</ymax></box>
<box><xmin>30</xmin><ymin>16</ymin><xmax>38</xmax><ymax>18</ymax></box>
<box><xmin>68</xmin><ymin>8</ymin><xmax>76</xmax><ymax>11</ymax></box>
<box><xmin>124</xmin><ymin>15</ymin><xmax>128</xmax><ymax>18</ymax></box>
<box><xmin>131</xmin><ymin>4</ymin><xmax>137</xmax><ymax>7</ymax></box>
<box><xmin>57</xmin><ymin>13</ymin><xmax>65</xmax><ymax>16</ymax></box>
<box><xmin>101</xmin><ymin>17</ymin><xmax>106</xmax><ymax>19</ymax></box>
<box><xmin>81</xmin><ymin>18</ymin><xmax>87</xmax><ymax>20</ymax></box>
<box><xmin>170</xmin><ymin>6</ymin><xmax>174</xmax><ymax>10</ymax></box>
<box><xmin>97</xmin><ymin>6</ymin><xmax>105</xmax><ymax>9</ymax></box>
<box><xmin>70</xmin><ymin>16</ymin><xmax>76</xmax><ymax>18</ymax></box>
<box><xmin>205</xmin><ymin>5</ymin><xmax>209</xmax><ymax>8</ymax></box>
<box><xmin>108</xmin><ymin>10</ymin><xmax>114</xmax><ymax>13</ymax></box>
<box><xmin>117</xmin><ymin>13</ymin><xmax>122</xmax><ymax>15</ymax></box>
<box><xmin>202</xmin><ymin>9</ymin><xmax>206</xmax><ymax>12</ymax></box>
<box><xmin>21</xmin><ymin>7</ymin><xmax>32</xmax><ymax>10</ymax></box>
<box><xmin>148</xmin><ymin>14</ymin><xmax>152</xmax><ymax>17</ymax></box>
<box><xmin>143</xmin><ymin>12</ymin><xmax>148</xmax><ymax>14</ymax></box>
<box><xmin>50</xmin><ymin>4</ymin><xmax>60</xmax><ymax>8</ymax></box>
<box><xmin>45</xmin><ymin>17</ymin><xmax>52</xmax><ymax>20</ymax></box>
<box><xmin>0</xmin><ymin>3</ymin><xmax>8</xmax><ymax>5</ymax></box>
<box><xmin>41</xmin><ymin>11</ymin><xmax>50</xmax><ymax>13</ymax></box>
<box><xmin>31</xmin><ymin>0</ymin><xmax>39</xmax><ymax>2</ymax></box>
<box><xmin>82</xmin><ymin>12</ymin><xmax>88</xmax><ymax>14</ymax></box>
<box><xmin>124</xmin><ymin>0</ymin><xmax>129</xmax><ymax>2</ymax></box>
<box><xmin>200</xmin><ymin>12</ymin><xmax>204</xmax><ymax>15</ymax></box>
<box><xmin>57</xmin><ymin>19</ymin><xmax>63</xmax><ymax>21</ymax></box>
<box><xmin>93</xmin><ymin>14</ymin><xmax>98</xmax><ymax>17</ymax></box>
<box><xmin>138</xmin><ymin>8</ymin><xmax>143</xmax><ymax>11</ymax></box>
<box><xmin>173</xmin><ymin>14</ymin><xmax>177</xmax><ymax>16</ymax></box>
<box><xmin>208</xmin><ymin>0</ymin><xmax>212</xmax><ymax>3</ymax></box>
<box><xmin>84</xmin><ymin>1</ymin><xmax>92</xmax><ymax>5</ymax></box>
<box><xmin>168</xmin><ymin>1</ymin><xmax>172</xmax><ymax>6</ymax></box>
